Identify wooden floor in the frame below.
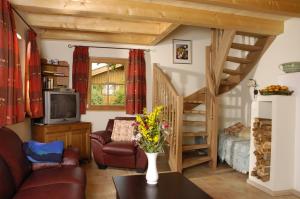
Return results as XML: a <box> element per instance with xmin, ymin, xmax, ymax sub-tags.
<box><xmin>83</xmin><ymin>156</ymin><xmax>299</xmax><ymax>199</ymax></box>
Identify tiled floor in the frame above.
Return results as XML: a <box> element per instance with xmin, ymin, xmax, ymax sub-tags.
<box><xmin>83</xmin><ymin>156</ymin><xmax>299</xmax><ymax>199</ymax></box>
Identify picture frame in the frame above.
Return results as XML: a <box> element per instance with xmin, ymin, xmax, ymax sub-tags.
<box><xmin>173</xmin><ymin>39</ymin><xmax>192</xmax><ymax>64</ymax></box>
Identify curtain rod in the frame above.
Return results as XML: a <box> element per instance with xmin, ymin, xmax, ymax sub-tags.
<box><xmin>67</xmin><ymin>44</ymin><xmax>151</xmax><ymax>52</ymax></box>
<box><xmin>11</xmin><ymin>6</ymin><xmax>36</xmax><ymax>34</ymax></box>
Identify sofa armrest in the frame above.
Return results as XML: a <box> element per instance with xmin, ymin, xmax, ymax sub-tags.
<box><xmin>90</xmin><ymin>130</ymin><xmax>112</xmax><ymax>145</ymax></box>
<box><xmin>31</xmin><ymin>147</ymin><xmax>80</xmax><ymax>171</ymax></box>
<box><xmin>62</xmin><ymin>147</ymin><xmax>80</xmax><ymax>166</ymax></box>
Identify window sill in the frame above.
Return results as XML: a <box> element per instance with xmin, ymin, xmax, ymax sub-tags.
<box><xmin>87</xmin><ymin>105</ymin><xmax>125</xmax><ymax>111</ymax></box>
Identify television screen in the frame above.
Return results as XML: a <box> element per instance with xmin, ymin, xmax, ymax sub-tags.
<box><xmin>50</xmin><ymin>94</ymin><xmax>77</xmax><ymax>119</ymax></box>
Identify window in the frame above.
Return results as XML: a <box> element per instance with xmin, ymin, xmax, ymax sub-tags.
<box><xmin>88</xmin><ymin>57</ymin><xmax>128</xmax><ymax>110</ymax></box>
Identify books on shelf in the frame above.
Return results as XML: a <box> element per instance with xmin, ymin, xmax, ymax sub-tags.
<box><xmin>43</xmin><ymin>77</ymin><xmax>54</xmax><ymax>89</ymax></box>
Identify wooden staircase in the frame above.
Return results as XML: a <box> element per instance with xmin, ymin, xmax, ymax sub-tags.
<box><xmin>152</xmin><ymin>28</ymin><xmax>276</xmax><ymax>172</ymax></box>
<box><xmin>212</xmin><ymin>30</ymin><xmax>276</xmax><ymax>95</ymax></box>
<box><xmin>181</xmin><ymin>88</ymin><xmax>212</xmax><ymax>169</ymax></box>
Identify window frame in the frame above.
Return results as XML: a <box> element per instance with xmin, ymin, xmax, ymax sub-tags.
<box><xmin>87</xmin><ymin>57</ymin><xmax>128</xmax><ymax>111</ymax></box>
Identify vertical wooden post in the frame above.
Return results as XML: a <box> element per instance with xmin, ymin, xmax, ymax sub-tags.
<box><xmin>209</xmin><ymin>96</ymin><xmax>218</xmax><ymax>170</ymax></box>
<box><xmin>175</xmin><ymin>95</ymin><xmax>183</xmax><ymax>172</ymax></box>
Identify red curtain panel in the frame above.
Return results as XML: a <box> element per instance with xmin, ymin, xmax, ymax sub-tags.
<box><xmin>25</xmin><ymin>30</ymin><xmax>43</xmax><ymax>118</ymax></box>
<box><xmin>0</xmin><ymin>0</ymin><xmax>25</xmax><ymax>126</ymax></box>
<box><xmin>72</xmin><ymin>46</ymin><xmax>89</xmax><ymax>114</ymax></box>
<box><xmin>126</xmin><ymin>49</ymin><xmax>146</xmax><ymax>114</ymax></box>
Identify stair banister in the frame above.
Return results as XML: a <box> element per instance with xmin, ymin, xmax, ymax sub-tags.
<box><xmin>153</xmin><ymin>64</ymin><xmax>183</xmax><ymax>172</ymax></box>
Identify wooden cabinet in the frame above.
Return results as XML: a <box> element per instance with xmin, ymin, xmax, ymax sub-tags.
<box><xmin>32</xmin><ymin>122</ymin><xmax>91</xmax><ymax>160</ymax></box>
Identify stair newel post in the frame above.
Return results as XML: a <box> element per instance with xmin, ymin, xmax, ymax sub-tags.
<box><xmin>205</xmin><ymin>45</ymin><xmax>218</xmax><ymax>170</ymax></box>
<box><xmin>176</xmin><ymin>95</ymin><xmax>183</xmax><ymax>172</ymax></box>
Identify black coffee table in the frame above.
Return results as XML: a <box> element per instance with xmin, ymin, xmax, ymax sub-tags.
<box><xmin>112</xmin><ymin>172</ymin><xmax>212</xmax><ymax>199</ymax></box>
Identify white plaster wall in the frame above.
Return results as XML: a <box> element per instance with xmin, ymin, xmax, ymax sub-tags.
<box><xmin>220</xmin><ymin>18</ymin><xmax>300</xmax><ymax>129</ymax></box>
<box><xmin>248</xmin><ymin>19</ymin><xmax>300</xmax><ymax>192</ymax></box>
<box><xmin>40</xmin><ymin>26</ymin><xmax>211</xmax><ymax>132</ymax></box>
<box><xmin>219</xmin><ymin>18</ymin><xmax>300</xmax><ymax>191</ymax></box>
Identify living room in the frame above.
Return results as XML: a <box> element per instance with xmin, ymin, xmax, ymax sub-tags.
<box><xmin>1</xmin><ymin>0</ymin><xmax>300</xmax><ymax>199</ymax></box>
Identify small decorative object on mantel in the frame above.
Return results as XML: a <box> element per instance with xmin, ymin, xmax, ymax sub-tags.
<box><xmin>247</xmin><ymin>79</ymin><xmax>258</xmax><ymax>99</ymax></box>
<box><xmin>173</xmin><ymin>39</ymin><xmax>192</xmax><ymax>64</ymax></box>
<box><xmin>132</xmin><ymin>106</ymin><xmax>169</xmax><ymax>185</ymax></box>
<box><xmin>259</xmin><ymin>85</ymin><xmax>294</xmax><ymax>96</ymax></box>
<box><xmin>279</xmin><ymin>62</ymin><xmax>300</xmax><ymax>73</ymax></box>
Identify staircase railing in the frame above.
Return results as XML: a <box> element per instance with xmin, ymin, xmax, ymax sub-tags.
<box><xmin>153</xmin><ymin>64</ymin><xmax>183</xmax><ymax>172</ymax></box>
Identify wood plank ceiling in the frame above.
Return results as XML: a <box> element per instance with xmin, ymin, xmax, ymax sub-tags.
<box><xmin>9</xmin><ymin>0</ymin><xmax>300</xmax><ymax>45</ymax></box>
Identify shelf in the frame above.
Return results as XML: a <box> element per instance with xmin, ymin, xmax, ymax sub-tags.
<box><xmin>43</xmin><ymin>74</ymin><xmax>69</xmax><ymax>78</ymax></box>
<box><xmin>42</xmin><ymin>64</ymin><xmax>69</xmax><ymax>68</ymax></box>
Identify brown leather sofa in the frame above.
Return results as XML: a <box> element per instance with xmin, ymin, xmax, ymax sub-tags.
<box><xmin>0</xmin><ymin>127</ymin><xmax>86</xmax><ymax>199</ymax></box>
<box><xmin>91</xmin><ymin>117</ymin><xmax>147</xmax><ymax>172</ymax></box>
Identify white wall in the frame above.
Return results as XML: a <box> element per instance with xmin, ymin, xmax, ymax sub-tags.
<box><xmin>40</xmin><ymin>26</ymin><xmax>210</xmax><ymax>132</ymax></box>
<box><xmin>220</xmin><ymin>18</ymin><xmax>300</xmax><ymax>192</ymax></box>
<box><xmin>220</xmin><ymin>18</ymin><xmax>300</xmax><ymax>130</ymax></box>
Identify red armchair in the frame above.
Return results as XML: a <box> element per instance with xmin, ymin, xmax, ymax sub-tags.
<box><xmin>90</xmin><ymin>117</ymin><xmax>147</xmax><ymax>173</ymax></box>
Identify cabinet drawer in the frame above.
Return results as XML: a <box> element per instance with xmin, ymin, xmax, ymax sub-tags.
<box><xmin>45</xmin><ymin>125</ymin><xmax>70</xmax><ymax>133</ymax></box>
<box><xmin>45</xmin><ymin>133</ymin><xmax>68</xmax><ymax>147</ymax></box>
<box><xmin>71</xmin><ymin>123</ymin><xmax>91</xmax><ymax>130</ymax></box>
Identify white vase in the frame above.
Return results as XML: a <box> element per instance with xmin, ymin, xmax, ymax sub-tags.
<box><xmin>145</xmin><ymin>152</ymin><xmax>159</xmax><ymax>185</ymax></box>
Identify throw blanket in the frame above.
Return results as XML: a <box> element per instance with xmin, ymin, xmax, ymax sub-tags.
<box><xmin>23</xmin><ymin>141</ymin><xmax>64</xmax><ymax>163</ymax></box>
<box><xmin>218</xmin><ymin>133</ymin><xmax>250</xmax><ymax>174</ymax></box>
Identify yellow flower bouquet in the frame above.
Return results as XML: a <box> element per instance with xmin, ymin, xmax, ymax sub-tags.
<box><xmin>132</xmin><ymin>106</ymin><xmax>169</xmax><ymax>153</ymax></box>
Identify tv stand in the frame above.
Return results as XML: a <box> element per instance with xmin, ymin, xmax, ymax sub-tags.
<box><xmin>32</xmin><ymin>122</ymin><xmax>91</xmax><ymax>160</ymax></box>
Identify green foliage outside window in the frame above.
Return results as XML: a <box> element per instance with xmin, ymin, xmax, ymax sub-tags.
<box><xmin>112</xmin><ymin>87</ymin><xmax>125</xmax><ymax>105</ymax></box>
<box><xmin>91</xmin><ymin>84</ymin><xmax>103</xmax><ymax>105</ymax></box>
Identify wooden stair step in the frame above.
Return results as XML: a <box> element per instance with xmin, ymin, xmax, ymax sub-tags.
<box><xmin>231</xmin><ymin>43</ymin><xmax>262</xmax><ymax>51</ymax></box>
<box><xmin>236</xmin><ymin>31</ymin><xmax>266</xmax><ymax>38</ymax></box>
<box><xmin>184</xmin><ymin>100</ymin><xmax>205</xmax><ymax>104</ymax></box>
<box><xmin>223</xmin><ymin>68</ymin><xmax>243</xmax><ymax>76</ymax></box>
<box><xmin>227</xmin><ymin>56</ymin><xmax>252</xmax><ymax>64</ymax></box>
<box><xmin>183</xmin><ymin>131</ymin><xmax>207</xmax><ymax>137</ymax></box>
<box><xmin>183</xmin><ymin>120</ymin><xmax>206</xmax><ymax>126</ymax></box>
<box><xmin>182</xmin><ymin>144</ymin><xmax>209</xmax><ymax>151</ymax></box>
<box><xmin>183</xmin><ymin>110</ymin><xmax>206</xmax><ymax>115</ymax></box>
<box><xmin>220</xmin><ymin>79</ymin><xmax>237</xmax><ymax>86</ymax></box>
<box><xmin>182</xmin><ymin>155</ymin><xmax>211</xmax><ymax>169</ymax></box>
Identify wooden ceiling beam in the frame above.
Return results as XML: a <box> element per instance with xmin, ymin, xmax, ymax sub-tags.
<box><xmin>179</xmin><ymin>0</ymin><xmax>300</xmax><ymax>17</ymax></box>
<box><xmin>10</xmin><ymin>0</ymin><xmax>284</xmax><ymax>35</ymax></box>
<box><xmin>150</xmin><ymin>24</ymin><xmax>180</xmax><ymax>45</ymax></box>
<box><xmin>21</xmin><ymin>13</ymin><xmax>166</xmax><ymax>35</ymax></box>
<box><xmin>39</xmin><ymin>29</ymin><xmax>156</xmax><ymax>45</ymax></box>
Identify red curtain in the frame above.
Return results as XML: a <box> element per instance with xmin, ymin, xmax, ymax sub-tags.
<box><xmin>126</xmin><ymin>49</ymin><xmax>146</xmax><ymax>114</ymax></box>
<box><xmin>72</xmin><ymin>46</ymin><xmax>89</xmax><ymax>114</ymax></box>
<box><xmin>0</xmin><ymin>0</ymin><xmax>25</xmax><ymax>126</ymax></box>
<box><xmin>25</xmin><ymin>30</ymin><xmax>43</xmax><ymax>118</ymax></box>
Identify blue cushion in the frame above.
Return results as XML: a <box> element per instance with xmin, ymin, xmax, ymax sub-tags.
<box><xmin>23</xmin><ymin>140</ymin><xmax>64</xmax><ymax>163</ymax></box>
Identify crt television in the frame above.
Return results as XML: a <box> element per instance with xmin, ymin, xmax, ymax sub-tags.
<box><xmin>44</xmin><ymin>91</ymin><xmax>80</xmax><ymax>124</ymax></box>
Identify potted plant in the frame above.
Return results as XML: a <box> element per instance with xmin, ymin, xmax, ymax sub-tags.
<box><xmin>132</xmin><ymin>106</ymin><xmax>169</xmax><ymax>185</ymax></box>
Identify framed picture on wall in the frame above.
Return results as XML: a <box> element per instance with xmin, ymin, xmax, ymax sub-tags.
<box><xmin>173</xmin><ymin>39</ymin><xmax>192</xmax><ymax>64</ymax></box>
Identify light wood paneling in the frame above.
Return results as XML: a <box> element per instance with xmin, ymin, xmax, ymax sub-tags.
<box><xmin>11</xmin><ymin>0</ymin><xmax>284</xmax><ymax>35</ymax></box>
<box><xmin>39</xmin><ymin>29</ymin><xmax>156</xmax><ymax>45</ymax></box>
<box><xmin>179</xmin><ymin>0</ymin><xmax>300</xmax><ymax>17</ymax></box>
<box><xmin>22</xmin><ymin>13</ymin><xmax>166</xmax><ymax>35</ymax></box>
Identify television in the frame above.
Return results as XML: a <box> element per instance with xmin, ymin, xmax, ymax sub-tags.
<box><xmin>43</xmin><ymin>91</ymin><xmax>80</xmax><ymax>124</ymax></box>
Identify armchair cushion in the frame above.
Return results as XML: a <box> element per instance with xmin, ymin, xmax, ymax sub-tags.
<box><xmin>111</xmin><ymin>120</ymin><xmax>135</xmax><ymax>142</ymax></box>
<box><xmin>102</xmin><ymin>141</ymin><xmax>136</xmax><ymax>156</ymax></box>
<box><xmin>90</xmin><ymin>131</ymin><xmax>111</xmax><ymax>145</ymax></box>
